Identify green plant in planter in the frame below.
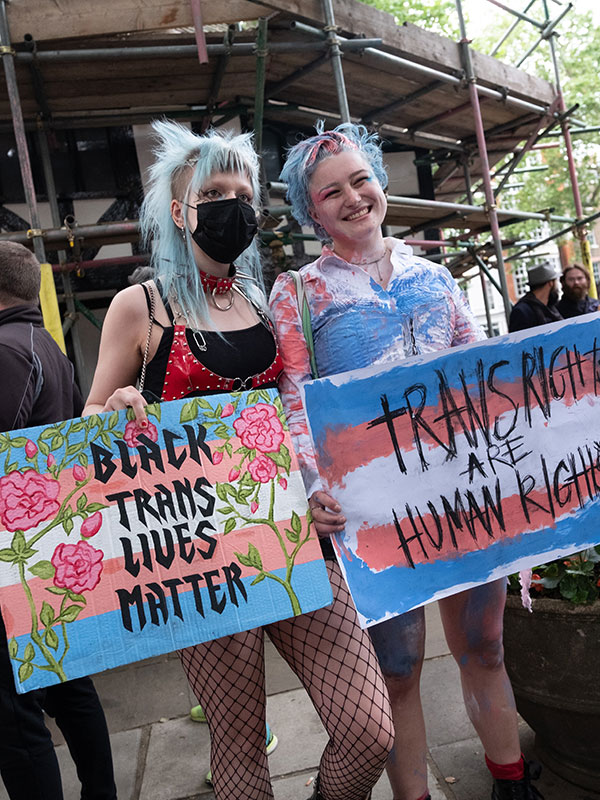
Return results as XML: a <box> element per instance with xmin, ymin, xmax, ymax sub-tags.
<box><xmin>508</xmin><ymin>546</ymin><xmax>600</xmax><ymax>605</ymax></box>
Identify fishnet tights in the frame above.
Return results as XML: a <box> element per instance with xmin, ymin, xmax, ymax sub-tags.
<box><xmin>179</xmin><ymin>561</ymin><xmax>393</xmax><ymax>800</ymax></box>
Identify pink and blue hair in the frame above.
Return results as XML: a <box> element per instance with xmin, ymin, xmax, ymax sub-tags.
<box><xmin>280</xmin><ymin>122</ymin><xmax>388</xmax><ymax>241</ymax></box>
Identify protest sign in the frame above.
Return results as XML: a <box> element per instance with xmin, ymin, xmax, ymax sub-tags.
<box><xmin>303</xmin><ymin>316</ymin><xmax>600</xmax><ymax>627</ymax></box>
<box><xmin>0</xmin><ymin>388</ymin><xmax>331</xmax><ymax>693</ymax></box>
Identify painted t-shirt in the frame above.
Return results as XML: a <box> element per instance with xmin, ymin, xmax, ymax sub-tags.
<box><xmin>269</xmin><ymin>238</ymin><xmax>486</xmax><ymax>496</ymax></box>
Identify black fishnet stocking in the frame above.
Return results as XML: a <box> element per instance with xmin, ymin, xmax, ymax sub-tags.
<box><xmin>179</xmin><ymin>561</ymin><xmax>393</xmax><ymax>800</ymax></box>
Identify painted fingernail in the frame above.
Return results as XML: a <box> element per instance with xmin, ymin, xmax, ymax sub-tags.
<box><xmin>140</xmin><ymin>420</ymin><xmax>148</xmax><ymax>428</ymax></box>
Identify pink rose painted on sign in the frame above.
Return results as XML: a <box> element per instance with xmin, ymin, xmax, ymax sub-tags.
<box><xmin>73</xmin><ymin>464</ymin><xmax>87</xmax><ymax>482</ymax></box>
<box><xmin>80</xmin><ymin>511</ymin><xmax>103</xmax><ymax>539</ymax></box>
<box><xmin>0</xmin><ymin>471</ymin><xmax>60</xmax><ymax>532</ymax></box>
<box><xmin>25</xmin><ymin>440</ymin><xmax>38</xmax><ymax>458</ymax></box>
<box><xmin>248</xmin><ymin>453</ymin><xmax>278</xmax><ymax>484</ymax></box>
<box><xmin>51</xmin><ymin>541</ymin><xmax>104</xmax><ymax>593</ymax></box>
<box><xmin>233</xmin><ymin>404</ymin><xmax>284</xmax><ymax>453</ymax></box>
<box><xmin>123</xmin><ymin>420</ymin><xmax>159</xmax><ymax>448</ymax></box>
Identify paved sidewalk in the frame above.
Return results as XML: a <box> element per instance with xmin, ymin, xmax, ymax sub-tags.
<box><xmin>2</xmin><ymin>604</ymin><xmax>598</xmax><ymax>800</ymax></box>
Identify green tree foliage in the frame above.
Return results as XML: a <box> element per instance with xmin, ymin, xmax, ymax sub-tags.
<box><xmin>472</xmin><ymin>7</ymin><xmax>600</xmax><ymax>238</ymax></box>
<box><xmin>362</xmin><ymin>0</ymin><xmax>600</xmax><ymax>241</ymax></box>
<box><xmin>360</xmin><ymin>0</ymin><xmax>460</xmax><ymax>37</ymax></box>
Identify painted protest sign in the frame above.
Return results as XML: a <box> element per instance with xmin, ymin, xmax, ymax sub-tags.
<box><xmin>303</xmin><ymin>316</ymin><xmax>600</xmax><ymax>627</ymax></box>
<box><xmin>0</xmin><ymin>388</ymin><xmax>331</xmax><ymax>693</ymax></box>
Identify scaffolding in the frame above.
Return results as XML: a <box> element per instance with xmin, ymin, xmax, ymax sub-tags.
<box><xmin>0</xmin><ymin>0</ymin><xmax>597</xmax><ymax>383</ymax></box>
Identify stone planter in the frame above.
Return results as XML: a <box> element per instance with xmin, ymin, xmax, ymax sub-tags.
<box><xmin>503</xmin><ymin>594</ymin><xmax>600</xmax><ymax>792</ymax></box>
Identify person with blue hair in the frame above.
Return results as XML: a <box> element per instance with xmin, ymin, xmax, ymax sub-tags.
<box><xmin>270</xmin><ymin>123</ymin><xmax>544</xmax><ymax>800</ymax></box>
<box><xmin>84</xmin><ymin>119</ymin><xmax>393</xmax><ymax>800</ymax></box>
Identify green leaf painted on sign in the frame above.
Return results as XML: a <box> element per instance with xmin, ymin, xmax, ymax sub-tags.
<box><xmin>224</xmin><ymin>518</ymin><xmax>237</xmax><ymax>535</ymax></box>
<box><xmin>28</xmin><ymin>561</ymin><xmax>55</xmax><ymax>580</ymax></box>
<box><xmin>291</xmin><ymin>510</ymin><xmax>302</xmax><ymax>536</ymax></box>
<box><xmin>18</xmin><ymin>662</ymin><xmax>33</xmax><ymax>683</ymax></box>
<box><xmin>179</xmin><ymin>401</ymin><xmax>197</xmax><ymax>423</ymax></box>
<box><xmin>40</xmin><ymin>601</ymin><xmax>55</xmax><ymax>628</ymax></box>
<box><xmin>285</xmin><ymin>527</ymin><xmax>300</xmax><ymax>544</ymax></box>
<box><xmin>147</xmin><ymin>404</ymin><xmax>161</xmax><ymax>422</ymax></box>
<box><xmin>247</xmin><ymin>543</ymin><xmax>263</xmax><ymax>571</ymax></box>
<box><xmin>46</xmin><ymin>629</ymin><xmax>59</xmax><ymax>650</ymax></box>
<box><xmin>60</xmin><ymin>605</ymin><xmax>83</xmax><ymax>623</ymax></box>
<box><xmin>8</xmin><ymin>638</ymin><xmax>17</xmax><ymax>658</ymax></box>
<box><xmin>24</xmin><ymin>642</ymin><xmax>35</xmax><ymax>662</ymax></box>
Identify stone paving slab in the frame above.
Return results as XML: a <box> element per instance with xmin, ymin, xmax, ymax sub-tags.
<box><xmin>140</xmin><ymin>716</ymin><xmax>211</xmax><ymax>800</ymax></box>
<box><xmin>430</xmin><ymin>727</ymin><xmax>600</xmax><ymax>800</ymax></box>
<box><xmin>420</xmin><ymin>655</ymin><xmax>477</xmax><ymax>749</ymax></box>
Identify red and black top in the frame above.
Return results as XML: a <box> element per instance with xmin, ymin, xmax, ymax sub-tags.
<box><xmin>140</xmin><ymin>282</ymin><xmax>283</xmax><ymax>403</ymax></box>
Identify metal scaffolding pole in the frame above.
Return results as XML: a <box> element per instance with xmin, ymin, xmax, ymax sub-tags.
<box><xmin>321</xmin><ymin>0</ymin><xmax>351</xmax><ymax>123</ymax></box>
<box><xmin>490</xmin><ymin>0</ymin><xmax>537</xmax><ymax>56</ymax></box>
<box><xmin>542</xmin><ymin>0</ymin><xmax>596</xmax><ymax>297</ymax></box>
<box><xmin>13</xmin><ymin>38</ymin><xmax>382</xmax><ymax>63</ymax></box>
<box><xmin>505</xmin><ymin>209</ymin><xmax>600</xmax><ymax>262</ymax></box>
<box><xmin>37</xmin><ymin>128</ymin><xmax>88</xmax><ymax>390</ymax></box>
<box><xmin>456</xmin><ymin>0</ymin><xmax>512</xmax><ymax>323</ymax></box>
<box><xmin>266</xmin><ymin>182</ymin><xmax>575</xmax><ymax>225</ymax></box>
<box><xmin>0</xmin><ymin>1</ymin><xmax>44</xmax><ymax>264</ymax></box>
<box><xmin>254</xmin><ymin>18</ymin><xmax>268</xmax><ymax>155</ymax></box>
<box><xmin>479</xmin><ymin>268</ymin><xmax>495</xmax><ymax>335</ymax></box>
<box><xmin>515</xmin><ymin>2</ymin><xmax>572</xmax><ymax>69</ymax></box>
<box><xmin>283</xmin><ymin>19</ymin><xmax>581</xmax><ymax>122</ymax></box>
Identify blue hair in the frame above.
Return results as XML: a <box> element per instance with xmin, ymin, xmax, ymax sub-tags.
<box><xmin>140</xmin><ymin>119</ymin><xmax>267</xmax><ymax>328</ymax></box>
<box><xmin>280</xmin><ymin>122</ymin><xmax>388</xmax><ymax>241</ymax></box>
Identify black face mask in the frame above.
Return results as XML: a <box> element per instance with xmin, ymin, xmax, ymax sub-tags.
<box><xmin>549</xmin><ymin>289</ymin><xmax>559</xmax><ymax>307</ymax></box>
<box><xmin>188</xmin><ymin>197</ymin><xmax>258</xmax><ymax>264</ymax></box>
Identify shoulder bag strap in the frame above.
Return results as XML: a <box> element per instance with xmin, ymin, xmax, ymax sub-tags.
<box><xmin>288</xmin><ymin>270</ymin><xmax>318</xmax><ymax>379</ymax></box>
<box><xmin>139</xmin><ymin>281</ymin><xmax>156</xmax><ymax>393</ymax></box>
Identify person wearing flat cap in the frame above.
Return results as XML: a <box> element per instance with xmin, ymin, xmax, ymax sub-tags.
<box><xmin>508</xmin><ymin>261</ymin><xmax>563</xmax><ymax>332</ymax></box>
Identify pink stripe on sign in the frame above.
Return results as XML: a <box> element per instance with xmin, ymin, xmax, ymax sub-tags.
<box><xmin>3</xmin><ymin>513</ymin><xmax>314</xmax><ymax>638</ymax></box>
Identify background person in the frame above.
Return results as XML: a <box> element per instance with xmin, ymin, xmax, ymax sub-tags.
<box><xmin>0</xmin><ymin>241</ymin><xmax>117</xmax><ymax>800</ymax></box>
<box><xmin>508</xmin><ymin>262</ymin><xmax>562</xmax><ymax>332</ymax></box>
<box><xmin>557</xmin><ymin>263</ymin><xmax>599</xmax><ymax>318</ymax></box>
<box><xmin>83</xmin><ymin>120</ymin><xmax>393</xmax><ymax>800</ymax></box>
<box><xmin>270</xmin><ymin>123</ymin><xmax>543</xmax><ymax>800</ymax></box>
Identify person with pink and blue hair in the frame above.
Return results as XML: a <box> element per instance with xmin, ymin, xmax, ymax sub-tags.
<box><xmin>270</xmin><ymin>122</ymin><xmax>544</xmax><ymax>800</ymax></box>
<box><xmin>84</xmin><ymin>119</ymin><xmax>393</xmax><ymax>800</ymax></box>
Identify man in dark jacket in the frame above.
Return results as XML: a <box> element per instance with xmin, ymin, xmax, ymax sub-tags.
<box><xmin>557</xmin><ymin>263</ymin><xmax>600</xmax><ymax>319</ymax></box>
<box><xmin>508</xmin><ymin>261</ymin><xmax>563</xmax><ymax>332</ymax></box>
<box><xmin>0</xmin><ymin>242</ymin><xmax>117</xmax><ymax>800</ymax></box>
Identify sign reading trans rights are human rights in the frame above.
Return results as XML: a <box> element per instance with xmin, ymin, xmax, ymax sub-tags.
<box><xmin>303</xmin><ymin>315</ymin><xmax>600</xmax><ymax>627</ymax></box>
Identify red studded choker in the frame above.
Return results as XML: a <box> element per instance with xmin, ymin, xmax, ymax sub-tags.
<box><xmin>198</xmin><ymin>265</ymin><xmax>236</xmax><ymax>295</ymax></box>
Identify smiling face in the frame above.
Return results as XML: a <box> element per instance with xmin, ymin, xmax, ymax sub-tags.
<box><xmin>308</xmin><ymin>150</ymin><xmax>387</xmax><ymax>253</ymax></box>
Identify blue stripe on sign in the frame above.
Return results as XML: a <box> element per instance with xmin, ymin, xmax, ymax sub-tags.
<box><xmin>10</xmin><ymin>557</ymin><xmax>332</xmax><ymax>693</ymax></box>
<box><xmin>338</xmin><ymin>498</ymin><xmax>600</xmax><ymax>625</ymax></box>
